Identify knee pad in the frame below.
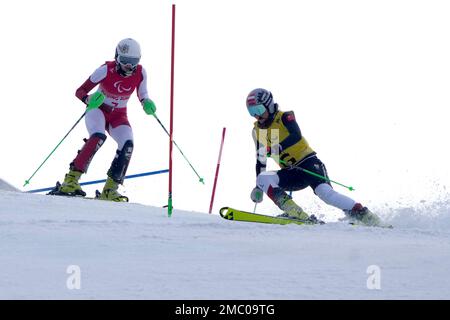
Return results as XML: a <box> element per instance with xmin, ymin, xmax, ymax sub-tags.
<box><xmin>107</xmin><ymin>140</ymin><xmax>134</xmax><ymax>184</ymax></box>
<box><xmin>256</xmin><ymin>171</ymin><xmax>280</xmax><ymax>193</ymax></box>
<box><xmin>71</xmin><ymin>132</ymin><xmax>107</xmax><ymax>173</ymax></box>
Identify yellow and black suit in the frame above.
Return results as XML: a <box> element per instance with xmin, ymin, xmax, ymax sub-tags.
<box><xmin>252</xmin><ymin>109</ymin><xmax>330</xmax><ymax>191</ymax></box>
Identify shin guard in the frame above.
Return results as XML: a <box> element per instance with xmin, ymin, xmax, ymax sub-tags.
<box><xmin>107</xmin><ymin>140</ymin><xmax>134</xmax><ymax>184</ymax></box>
<box><xmin>71</xmin><ymin>133</ymin><xmax>107</xmax><ymax>173</ymax></box>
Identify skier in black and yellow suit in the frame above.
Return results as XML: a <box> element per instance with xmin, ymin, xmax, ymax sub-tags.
<box><xmin>247</xmin><ymin>88</ymin><xmax>380</xmax><ymax>225</ymax></box>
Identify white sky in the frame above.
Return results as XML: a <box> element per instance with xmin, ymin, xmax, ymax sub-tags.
<box><xmin>1</xmin><ymin>0</ymin><xmax>450</xmax><ymax>217</ymax></box>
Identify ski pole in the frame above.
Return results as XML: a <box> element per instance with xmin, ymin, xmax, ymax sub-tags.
<box><xmin>23</xmin><ymin>93</ymin><xmax>105</xmax><ymax>187</ymax></box>
<box><xmin>268</xmin><ymin>154</ymin><xmax>355</xmax><ymax>191</ymax></box>
<box><xmin>152</xmin><ymin>113</ymin><xmax>204</xmax><ymax>184</ymax></box>
<box><xmin>300</xmin><ymin>167</ymin><xmax>355</xmax><ymax>191</ymax></box>
<box><xmin>209</xmin><ymin>127</ymin><xmax>226</xmax><ymax>214</ymax></box>
<box><xmin>23</xmin><ymin>111</ymin><xmax>86</xmax><ymax>187</ymax></box>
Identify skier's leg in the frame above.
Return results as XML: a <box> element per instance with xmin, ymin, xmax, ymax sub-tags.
<box><xmin>256</xmin><ymin>171</ymin><xmax>309</xmax><ymax>220</ymax></box>
<box><xmin>256</xmin><ymin>171</ymin><xmax>280</xmax><ymax>193</ymax></box>
<box><xmin>85</xmin><ymin>108</ymin><xmax>106</xmax><ymax>137</ymax></box>
<box><xmin>70</xmin><ymin>132</ymin><xmax>107</xmax><ymax>173</ymax></box>
<box><xmin>99</xmin><ymin>124</ymin><xmax>133</xmax><ymax>201</ymax></box>
<box><xmin>311</xmin><ymin>165</ymin><xmax>381</xmax><ymax>225</ymax></box>
<box><xmin>287</xmin><ymin>156</ymin><xmax>355</xmax><ymax>211</ymax></box>
<box><xmin>59</xmin><ymin>109</ymin><xmax>107</xmax><ymax>195</ymax></box>
<box><xmin>108</xmin><ymin>123</ymin><xmax>134</xmax><ymax>151</ymax></box>
<box><xmin>71</xmin><ymin>108</ymin><xmax>107</xmax><ymax>173</ymax></box>
<box><xmin>107</xmin><ymin>124</ymin><xmax>134</xmax><ymax>183</ymax></box>
<box><xmin>314</xmin><ymin>183</ymin><xmax>356</xmax><ymax>211</ymax></box>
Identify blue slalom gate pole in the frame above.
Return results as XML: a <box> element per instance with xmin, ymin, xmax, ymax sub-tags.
<box><xmin>26</xmin><ymin>169</ymin><xmax>169</xmax><ymax>193</ymax></box>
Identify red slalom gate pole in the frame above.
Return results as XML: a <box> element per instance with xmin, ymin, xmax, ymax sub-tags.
<box><xmin>168</xmin><ymin>4</ymin><xmax>176</xmax><ymax>217</ymax></box>
<box><xmin>209</xmin><ymin>127</ymin><xmax>227</xmax><ymax>214</ymax></box>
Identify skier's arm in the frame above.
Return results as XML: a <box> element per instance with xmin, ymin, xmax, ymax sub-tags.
<box><xmin>75</xmin><ymin>79</ymin><xmax>97</xmax><ymax>104</ymax></box>
<box><xmin>279</xmin><ymin>111</ymin><xmax>302</xmax><ymax>151</ymax></box>
<box><xmin>137</xmin><ymin>67</ymin><xmax>156</xmax><ymax>115</ymax></box>
<box><xmin>252</xmin><ymin>128</ymin><xmax>267</xmax><ymax>177</ymax></box>
<box><xmin>75</xmin><ymin>64</ymin><xmax>107</xmax><ymax>104</ymax></box>
<box><xmin>137</xmin><ymin>67</ymin><xmax>150</xmax><ymax>102</ymax></box>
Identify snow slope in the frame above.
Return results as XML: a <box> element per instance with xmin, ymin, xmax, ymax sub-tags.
<box><xmin>0</xmin><ymin>179</ymin><xmax>19</xmax><ymax>192</ymax></box>
<box><xmin>1</xmin><ymin>181</ymin><xmax>450</xmax><ymax>299</ymax></box>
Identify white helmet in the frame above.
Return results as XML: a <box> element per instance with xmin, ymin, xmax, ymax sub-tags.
<box><xmin>115</xmin><ymin>38</ymin><xmax>141</xmax><ymax>75</ymax></box>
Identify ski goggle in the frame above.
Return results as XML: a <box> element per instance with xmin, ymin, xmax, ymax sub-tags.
<box><xmin>247</xmin><ymin>104</ymin><xmax>267</xmax><ymax>117</ymax></box>
<box><xmin>118</xmin><ymin>55</ymin><xmax>140</xmax><ymax>66</ymax></box>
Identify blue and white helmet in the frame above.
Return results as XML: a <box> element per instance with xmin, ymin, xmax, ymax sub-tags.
<box><xmin>115</xmin><ymin>38</ymin><xmax>141</xmax><ymax>75</ymax></box>
<box><xmin>246</xmin><ymin>88</ymin><xmax>277</xmax><ymax>116</ymax></box>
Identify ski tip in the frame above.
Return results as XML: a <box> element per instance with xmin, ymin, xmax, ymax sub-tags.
<box><xmin>219</xmin><ymin>207</ymin><xmax>229</xmax><ymax>218</ymax></box>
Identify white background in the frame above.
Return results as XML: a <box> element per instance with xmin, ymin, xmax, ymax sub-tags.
<box><xmin>1</xmin><ymin>0</ymin><xmax>449</xmax><ymax>218</ymax></box>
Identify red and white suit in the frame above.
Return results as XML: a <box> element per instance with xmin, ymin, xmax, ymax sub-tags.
<box><xmin>75</xmin><ymin>61</ymin><xmax>149</xmax><ymax>150</ymax></box>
